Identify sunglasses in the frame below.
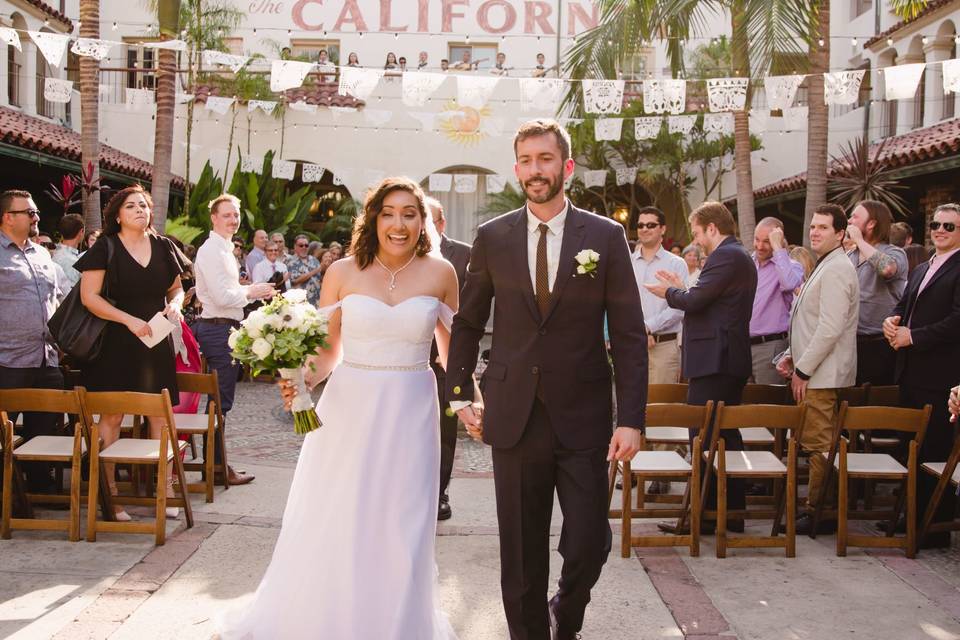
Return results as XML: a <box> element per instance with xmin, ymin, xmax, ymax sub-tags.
<box><xmin>929</xmin><ymin>221</ymin><xmax>957</xmax><ymax>232</ymax></box>
<box><xmin>636</xmin><ymin>222</ymin><xmax>663</xmax><ymax>230</ymax></box>
<box><xmin>296</xmin><ymin>243</ymin><xmax>309</xmax><ymax>248</ymax></box>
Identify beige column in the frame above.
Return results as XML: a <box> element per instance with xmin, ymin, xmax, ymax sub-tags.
<box><xmin>895</xmin><ymin>53</ymin><xmax>924</xmax><ymax>135</ymax></box>
<box><xmin>923</xmin><ymin>39</ymin><xmax>953</xmax><ymax>126</ymax></box>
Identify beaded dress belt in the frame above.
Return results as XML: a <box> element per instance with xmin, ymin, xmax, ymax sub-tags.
<box><xmin>342</xmin><ymin>361</ymin><xmax>429</xmax><ymax>372</ymax></box>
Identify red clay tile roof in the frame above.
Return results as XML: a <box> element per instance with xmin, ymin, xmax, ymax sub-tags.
<box><xmin>864</xmin><ymin>0</ymin><xmax>954</xmax><ymax>47</ymax></box>
<box><xmin>742</xmin><ymin>117</ymin><xmax>960</xmax><ymax>201</ymax></box>
<box><xmin>0</xmin><ymin>106</ymin><xmax>185</xmax><ymax>190</ymax></box>
<box><xmin>17</xmin><ymin>0</ymin><xmax>73</xmax><ymax>30</ymax></box>
<box><xmin>193</xmin><ymin>80</ymin><xmax>365</xmax><ymax>109</ymax></box>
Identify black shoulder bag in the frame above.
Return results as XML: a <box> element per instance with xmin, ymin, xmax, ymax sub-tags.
<box><xmin>48</xmin><ymin>236</ymin><xmax>115</xmax><ymax>362</ymax></box>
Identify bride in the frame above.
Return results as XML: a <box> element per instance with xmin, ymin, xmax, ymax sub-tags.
<box><xmin>217</xmin><ymin>177</ymin><xmax>464</xmax><ymax>639</ymax></box>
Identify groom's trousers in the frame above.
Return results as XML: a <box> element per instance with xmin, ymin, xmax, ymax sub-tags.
<box><xmin>491</xmin><ymin>398</ymin><xmax>612</xmax><ymax>640</ymax></box>
<box><xmin>432</xmin><ymin>364</ymin><xmax>458</xmax><ymax>499</ymax></box>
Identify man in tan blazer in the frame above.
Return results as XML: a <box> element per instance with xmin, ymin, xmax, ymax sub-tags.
<box><xmin>777</xmin><ymin>203</ymin><xmax>859</xmax><ymax>535</ymax></box>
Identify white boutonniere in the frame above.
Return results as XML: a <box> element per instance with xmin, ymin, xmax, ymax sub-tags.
<box><xmin>574</xmin><ymin>249</ymin><xmax>600</xmax><ymax>278</ymax></box>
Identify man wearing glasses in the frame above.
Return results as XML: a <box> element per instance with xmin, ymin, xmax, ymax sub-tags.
<box><xmin>0</xmin><ymin>189</ymin><xmax>63</xmax><ymax>493</ymax></box>
<box><xmin>285</xmin><ymin>234</ymin><xmax>323</xmax><ymax>306</ymax></box>
<box><xmin>883</xmin><ymin>203</ymin><xmax>960</xmax><ymax>548</ymax></box>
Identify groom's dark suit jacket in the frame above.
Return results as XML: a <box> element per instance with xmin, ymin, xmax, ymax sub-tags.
<box><xmin>447</xmin><ymin>204</ymin><xmax>648</xmax><ymax>450</ymax></box>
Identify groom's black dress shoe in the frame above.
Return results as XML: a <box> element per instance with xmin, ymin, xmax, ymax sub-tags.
<box><xmin>437</xmin><ymin>495</ymin><xmax>452</xmax><ymax>521</ymax></box>
<box><xmin>548</xmin><ymin>596</ymin><xmax>581</xmax><ymax>640</ymax></box>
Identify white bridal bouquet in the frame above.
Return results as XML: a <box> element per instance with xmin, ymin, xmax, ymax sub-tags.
<box><xmin>229</xmin><ymin>289</ymin><xmax>329</xmax><ymax>434</ymax></box>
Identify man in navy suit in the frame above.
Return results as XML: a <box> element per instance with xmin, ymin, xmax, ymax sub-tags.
<box><xmin>883</xmin><ymin>203</ymin><xmax>960</xmax><ymax>548</ymax></box>
<box><xmin>646</xmin><ymin>201</ymin><xmax>758</xmax><ymax>529</ymax></box>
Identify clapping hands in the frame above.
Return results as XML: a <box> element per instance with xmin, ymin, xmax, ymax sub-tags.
<box><xmin>643</xmin><ymin>270</ymin><xmax>684</xmax><ymax>299</ymax></box>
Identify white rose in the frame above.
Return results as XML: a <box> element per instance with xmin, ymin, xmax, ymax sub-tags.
<box><xmin>589</xmin><ymin>250</ymin><xmax>600</xmax><ymax>262</ymax></box>
<box><xmin>227</xmin><ymin>329</ymin><xmax>240</xmax><ymax>350</ymax></box>
<box><xmin>245</xmin><ymin>310</ymin><xmax>267</xmax><ymax>338</ymax></box>
<box><xmin>284</xmin><ymin>288</ymin><xmax>307</xmax><ymax>304</ymax></box>
<box><xmin>577</xmin><ymin>265</ymin><xmax>587</xmax><ymax>275</ymax></box>
<box><xmin>251</xmin><ymin>337</ymin><xmax>273</xmax><ymax>360</ymax></box>
<box><xmin>575</xmin><ymin>249</ymin><xmax>592</xmax><ymax>265</ymax></box>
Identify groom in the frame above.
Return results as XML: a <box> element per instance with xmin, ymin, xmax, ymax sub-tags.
<box><xmin>447</xmin><ymin>119</ymin><xmax>648</xmax><ymax>640</ymax></box>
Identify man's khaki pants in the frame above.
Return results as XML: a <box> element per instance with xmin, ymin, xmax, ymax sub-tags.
<box><xmin>800</xmin><ymin>388</ymin><xmax>839</xmax><ymax>510</ymax></box>
<box><xmin>648</xmin><ymin>339</ymin><xmax>680</xmax><ymax>385</ymax></box>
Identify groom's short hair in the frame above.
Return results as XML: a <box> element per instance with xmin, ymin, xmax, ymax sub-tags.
<box><xmin>514</xmin><ymin>119</ymin><xmax>571</xmax><ymax>163</ymax></box>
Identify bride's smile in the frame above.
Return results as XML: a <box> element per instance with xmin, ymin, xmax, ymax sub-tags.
<box><xmin>376</xmin><ymin>190</ymin><xmax>424</xmax><ymax>263</ymax></box>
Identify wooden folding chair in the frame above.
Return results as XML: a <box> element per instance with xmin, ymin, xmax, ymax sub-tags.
<box><xmin>706</xmin><ymin>402</ymin><xmax>804</xmax><ymax>558</ymax></box>
<box><xmin>175</xmin><ymin>371</ymin><xmax>228</xmax><ymax>503</ymax></box>
<box><xmin>81</xmin><ymin>389</ymin><xmax>194</xmax><ymax>545</ymax></box>
<box><xmin>0</xmin><ymin>419</ymin><xmax>27</xmax><ymax>521</ymax></box>
<box><xmin>919</xmin><ymin>430</ymin><xmax>960</xmax><ymax>547</ymax></box>
<box><xmin>0</xmin><ymin>389</ymin><xmax>88</xmax><ymax>541</ymax></box>
<box><xmin>617</xmin><ymin>402</ymin><xmax>711</xmax><ymax>558</ymax></box>
<box><xmin>832</xmin><ymin>403</ymin><xmax>931</xmax><ymax>559</ymax></box>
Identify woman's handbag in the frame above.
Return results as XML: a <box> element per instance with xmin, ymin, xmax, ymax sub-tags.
<box><xmin>47</xmin><ymin>236</ymin><xmax>115</xmax><ymax>361</ymax></box>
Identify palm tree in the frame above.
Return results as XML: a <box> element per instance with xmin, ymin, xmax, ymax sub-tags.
<box><xmin>890</xmin><ymin>0</ymin><xmax>931</xmax><ymax>19</ymax></box>
<box><xmin>564</xmin><ymin>0</ymin><xmax>812</xmax><ymax>246</ymax></box>
<box><xmin>803</xmin><ymin>0</ymin><xmax>830</xmax><ymax>244</ymax></box>
<box><xmin>149</xmin><ymin>0</ymin><xmax>182</xmax><ymax>232</ymax></box>
<box><xmin>78</xmin><ymin>0</ymin><xmax>102</xmax><ymax>231</ymax></box>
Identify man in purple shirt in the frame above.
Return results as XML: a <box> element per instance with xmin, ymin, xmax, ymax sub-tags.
<box><xmin>750</xmin><ymin>217</ymin><xmax>804</xmax><ymax>384</ymax></box>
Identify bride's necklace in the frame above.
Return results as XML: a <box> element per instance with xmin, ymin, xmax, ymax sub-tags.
<box><xmin>374</xmin><ymin>253</ymin><xmax>417</xmax><ymax>291</ymax></box>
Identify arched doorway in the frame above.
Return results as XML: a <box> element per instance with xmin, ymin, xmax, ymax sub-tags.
<box><xmin>420</xmin><ymin>165</ymin><xmax>513</xmax><ymax>243</ymax></box>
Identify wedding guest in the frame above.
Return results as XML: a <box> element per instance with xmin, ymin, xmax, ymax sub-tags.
<box><xmin>346</xmin><ymin>52</ymin><xmax>360</xmax><ymax>67</ymax></box>
<box><xmin>0</xmin><ymin>189</ymin><xmax>62</xmax><ymax>493</ymax></box>
<box><xmin>682</xmin><ymin>244</ymin><xmax>702</xmax><ymax>285</ymax></box>
<box><xmin>52</xmin><ymin>213</ymin><xmax>83</xmax><ymax>289</ymax></box>
<box><xmin>327</xmin><ymin>241</ymin><xmax>344</xmax><ymax>261</ymax></box>
<box><xmin>417</xmin><ymin>51</ymin><xmax>428</xmax><ymax>70</ymax></box>
<box><xmin>75</xmin><ymin>185</ymin><xmax>191</xmax><ymax>520</ymax></box>
<box><xmin>245</xmin><ymin>229</ymin><xmax>268</xmax><ymax>275</ymax></box>
<box><xmin>194</xmin><ymin>194</ymin><xmax>276</xmax><ymax>486</ymax></box>
<box><xmin>318</xmin><ymin>248</ymin><xmax>336</xmax><ymax>282</ymax></box>
<box><xmin>532</xmin><ymin>52</ymin><xmax>548</xmax><ymax>77</ymax></box>
<box><xmin>36</xmin><ymin>232</ymin><xmax>68</xmax><ymax>299</ymax></box>
<box><xmin>425</xmin><ymin>197</ymin><xmax>471</xmax><ymax>521</ymax></box>
<box><xmin>82</xmin><ymin>228</ymin><xmax>100</xmax><ymax>253</ymax></box>
<box><xmin>252</xmin><ymin>241</ymin><xmax>290</xmax><ymax>291</ymax></box>
<box><xmin>398</xmin><ymin>56</ymin><xmax>408</xmax><ymax>72</ymax></box>
<box><xmin>790</xmin><ymin>245</ymin><xmax>817</xmax><ymax>280</ymax></box>
<box><xmin>646</xmin><ymin>201</ymin><xmax>757</xmax><ymax>532</ymax></box>
<box><xmin>440</xmin><ymin>59</ymin><xmax>450</xmax><ymax>72</ymax></box>
<box><xmin>750</xmin><ymin>217</ymin><xmax>803</xmax><ymax>384</ymax></box>
<box><xmin>285</xmin><ymin>234</ymin><xmax>323</xmax><ymax>306</ymax></box>
<box><xmin>307</xmin><ymin>240</ymin><xmax>324</xmax><ymax>259</ymax></box>
<box><xmin>384</xmin><ymin>52</ymin><xmax>399</xmax><ymax>70</ymax></box>
<box><xmin>316</xmin><ymin>49</ymin><xmax>336</xmax><ymax>80</ymax></box>
<box><xmin>670</xmin><ymin>245</ymin><xmax>682</xmax><ymax>255</ymax></box>
<box><xmin>270</xmin><ymin>231</ymin><xmax>288</xmax><ymax>257</ymax></box>
<box><xmin>847</xmin><ymin>200</ymin><xmax>908</xmax><ymax>386</ymax></box>
<box><xmin>884</xmin><ymin>203</ymin><xmax>960</xmax><ymax>548</ymax></box>
<box><xmin>776</xmin><ymin>204</ymin><xmax>859</xmax><ymax>535</ymax></box>
<box><xmin>890</xmin><ymin>221</ymin><xmax>912</xmax><ymax>248</ymax></box>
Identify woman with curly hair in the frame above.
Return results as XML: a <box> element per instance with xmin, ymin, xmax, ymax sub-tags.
<box><xmin>218</xmin><ymin>177</ymin><xmax>461</xmax><ymax>639</ymax></box>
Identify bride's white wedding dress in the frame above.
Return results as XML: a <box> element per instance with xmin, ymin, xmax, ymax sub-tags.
<box><xmin>218</xmin><ymin>294</ymin><xmax>458</xmax><ymax>639</ymax></box>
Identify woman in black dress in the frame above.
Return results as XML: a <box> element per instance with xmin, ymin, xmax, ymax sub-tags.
<box><xmin>76</xmin><ymin>185</ymin><xmax>190</xmax><ymax>521</ymax></box>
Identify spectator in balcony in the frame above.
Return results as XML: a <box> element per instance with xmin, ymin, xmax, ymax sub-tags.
<box><xmin>316</xmin><ymin>49</ymin><xmax>336</xmax><ymax>78</ymax></box>
<box><xmin>384</xmin><ymin>52</ymin><xmax>399</xmax><ymax>70</ymax></box>
<box><xmin>285</xmin><ymin>234</ymin><xmax>323</xmax><ymax>306</ymax></box>
<box><xmin>245</xmin><ymin>228</ymin><xmax>268</xmax><ymax>275</ymax></box>
<box><xmin>490</xmin><ymin>52</ymin><xmax>510</xmax><ymax>76</ymax></box>
<box><xmin>53</xmin><ymin>213</ymin><xmax>83</xmax><ymax>290</ymax></box>
<box><xmin>346</xmin><ymin>52</ymin><xmax>360</xmax><ymax>67</ymax></box>
<box><xmin>452</xmin><ymin>50</ymin><xmax>479</xmax><ymax>71</ymax></box>
<box><xmin>417</xmin><ymin>51</ymin><xmax>428</xmax><ymax>70</ymax></box>
<box><xmin>532</xmin><ymin>52</ymin><xmax>548</xmax><ymax>77</ymax></box>
<box><xmin>440</xmin><ymin>58</ymin><xmax>450</xmax><ymax>72</ymax></box>
<box><xmin>398</xmin><ymin>56</ymin><xmax>408</xmax><ymax>72</ymax></box>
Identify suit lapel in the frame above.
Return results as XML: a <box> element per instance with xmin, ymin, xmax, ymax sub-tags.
<box><xmin>916</xmin><ymin>251</ymin><xmax>960</xmax><ymax>302</ymax></box>
<box><xmin>510</xmin><ymin>207</ymin><xmax>542</xmax><ymax>322</ymax></box>
<box><xmin>542</xmin><ymin>206</ymin><xmax>586</xmax><ymax>325</ymax></box>
<box><xmin>439</xmin><ymin>234</ymin><xmax>451</xmax><ymax>261</ymax></box>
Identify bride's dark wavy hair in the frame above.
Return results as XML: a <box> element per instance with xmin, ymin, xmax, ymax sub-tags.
<box><xmin>350</xmin><ymin>177</ymin><xmax>432</xmax><ymax>269</ymax></box>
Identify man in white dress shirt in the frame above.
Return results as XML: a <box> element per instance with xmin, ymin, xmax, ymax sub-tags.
<box><xmin>194</xmin><ymin>194</ymin><xmax>275</xmax><ymax>485</ymax></box>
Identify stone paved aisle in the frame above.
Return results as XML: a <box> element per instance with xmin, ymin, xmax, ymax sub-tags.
<box><xmin>2</xmin><ymin>382</ymin><xmax>960</xmax><ymax>639</ymax></box>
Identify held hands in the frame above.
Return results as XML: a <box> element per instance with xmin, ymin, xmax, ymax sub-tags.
<box><xmin>949</xmin><ymin>385</ymin><xmax>959</xmax><ymax>423</ymax></box>
<box><xmin>457</xmin><ymin>404</ymin><xmax>484</xmax><ymax>441</ymax></box>
<box><xmin>607</xmin><ymin>427</ymin><xmax>641</xmax><ymax>462</ymax></box>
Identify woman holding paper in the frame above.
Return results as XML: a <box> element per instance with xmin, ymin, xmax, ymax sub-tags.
<box><xmin>76</xmin><ymin>185</ymin><xmax>190</xmax><ymax>521</ymax></box>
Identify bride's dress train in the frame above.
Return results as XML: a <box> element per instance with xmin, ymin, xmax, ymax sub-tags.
<box><xmin>218</xmin><ymin>294</ymin><xmax>458</xmax><ymax>639</ymax></box>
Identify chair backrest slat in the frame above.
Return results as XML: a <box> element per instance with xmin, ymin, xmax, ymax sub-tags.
<box><xmin>647</xmin><ymin>384</ymin><xmax>688</xmax><ymax>404</ymax></box>
<box><xmin>867</xmin><ymin>385</ymin><xmax>900</xmax><ymax>407</ymax></box>
<box><xmin>0</xmin><ymin>388</ymin><xmax>83</xmax><ymax>415</ymax></box>
<box><xmin>742</xmin><ymin>384</ymin><xmax>790</xmax><ymax>405</ymax></box>
<box><xmin>839</xmin><ymin>403</ymin><xmax>930</xmax><ymax>435</ymax></box>
<box><xmin>837</xmin><ymin>385</ymin><xmax>870</xmax><ymax>407</ymax></box>
<box><xmin>645</xmin><ymin>402</ymin><xmax>712</xmax><ymax>431</ymax></box>
<box><xmin>81</xmin><ymin>390</ymin><xmax>170</xmax><ymax>419</ymax></box>
<box><xmin>715</xmin><ymin>403</ymin><xmax>805</xmax><ymax>431</ymax></box>
<box><xmin>174</xmin><ymin>371</ymin><xmax>218</xmax><ymax>395</ymax></box>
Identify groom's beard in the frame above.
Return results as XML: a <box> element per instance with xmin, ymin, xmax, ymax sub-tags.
<box><xmin>521</xmin><ymin>170</ymin><xmax>564</xmax><ymax>204</ymax></box>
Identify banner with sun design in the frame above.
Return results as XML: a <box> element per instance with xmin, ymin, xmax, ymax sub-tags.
<box><xmin>439</xmin><ymin>101</ymin><xmax>494</xmax><ymax>146</ymax></box>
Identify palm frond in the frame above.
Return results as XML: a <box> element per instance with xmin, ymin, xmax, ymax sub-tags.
<box><xmin>742</xmin><ymin>0</ymin><xmax>816</xmax><ymax>77</ymax></box>
<box><xmin>890</xmin><ymin>0</ymin><xmax>931</xmax><ymax>21</ymax></box>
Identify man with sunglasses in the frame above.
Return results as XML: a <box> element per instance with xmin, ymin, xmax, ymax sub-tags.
<box><xmin>883</xmin><ymin>203</ymin><xmax>960</xmax><ymax>548</ymax></box>
<box><xmin>0</xmin><ymin>189</ymin><xmax>63</xmax><ymax>493</ymax></box>
<box><xmin>285</xmin><ymin>234</ymin><xmax>323</xmax><ymax>306</ymax></box>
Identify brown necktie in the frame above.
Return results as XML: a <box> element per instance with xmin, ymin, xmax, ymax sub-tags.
<box><xmin>535</xmin><ymin>223</ymin><xmax>550</xmax><ymax>316</ymax></box>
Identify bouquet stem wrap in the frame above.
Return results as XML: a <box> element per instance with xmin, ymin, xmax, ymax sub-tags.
<box><xmin>279</xmin><ymin>367</ymin><xmax>321</xmax><ymax>434</ymax></box>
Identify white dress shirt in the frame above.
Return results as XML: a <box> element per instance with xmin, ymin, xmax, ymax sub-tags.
<box><xmin>526</xmin><ymin>201</ymin><xmax>568</xmax><ymax>294</ymax></box>
<box><xmin>195</xmin><ymin>232</ymin><xmax>251</xmax><ymax>321</ymax></box>
<box><xmin>633</xmin><ymin>245</ymin><xmax>687</xmax><ymax>335</ymax></box>
<box><xmin>252</xmin><ymin>258</ymin><xmax>287</xmax><ymax>284</ymax></box>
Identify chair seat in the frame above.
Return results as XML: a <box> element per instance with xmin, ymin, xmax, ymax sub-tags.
<box><xmin>645</xmin><ymin>427</ymin><xmax>689</xmax><ymax>444</ymax></box>
<box><xmin>99</xmin><ymin>438</ymin><xmax>188</xmax><ymax>462</ymax></box>
<box><xmin>828</xmin><ymin>452</ymin><xmax>907</xmax><ymax>475</ymax></box>
<box><xmin>173</xmin><ymin>413</ymin><xmax>214</xmax><ymax>432</ymax></box>
<box><xmin>921</xmin><ymin>462</ymin><xmax>960</xmax><ymax>485</ymax></box>
<box><xmin>13</xmin><ymin>435</ymin><xmax>85</xmax><ymax>459</ymax></box>
<box><xmin>740</xmin><ymin>427</ymin><xmax>775</xmax><ymax>445</ymax></box>
<box><xmin>0</xmin><ymin>435</ymin><xmax>23</xmax><ymax>450</ymax></box>
<box><xmin>711</xmin><ymin>450</ymin><xmax>786</xmax><ymax>475</ymax></box>
<box><xmin>629</xmin><ymin>451</ymin><xmax>691</xmax><ymax>473</ymax></box>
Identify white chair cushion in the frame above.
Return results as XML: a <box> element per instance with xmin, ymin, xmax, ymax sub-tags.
<box><xmin>13</xmin><ymin>435</ymin><xmax>85</xmax><ymax>458</ymax></box>
<box><xmin>99</xmin><ymin>438</ymin><xmax>188</xmax><ymax>462</ymax></box>
<box><xmin>630</xmin><ymin>451</ymin><xmax>691</xmax><ymax>473</ymax></box>
<box><xmin>740</xmin><ymin>427</ymin><xmax>775</xmax><ymax>445</ymax></box>
<box><xmin>829</xmin><ymin>452</ymin><xmax>907</xmax><ymax>475</ymax></box>
<box><xmin>922</xmin><ymin>462</ymin><xmax>960</xmax><ymax>485</ymax></box>
<box><xmin>173</xmin><ymin>413</ymin><xmax>214</xmax><ymax>432</ymax></box>
<box><xmin>712</xmin><ymin>450</ymin><xmax>786</xmax><ymax>475</ymax></box>
<box><xmin>645</xmin><ymin>427</ymin><xmax>690</xmax><ymax>444</ymax></box>
<box><xmin>0</xmin><ymin>435</ymin><xmax>23</xmax><ymax>451</ymax></box>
